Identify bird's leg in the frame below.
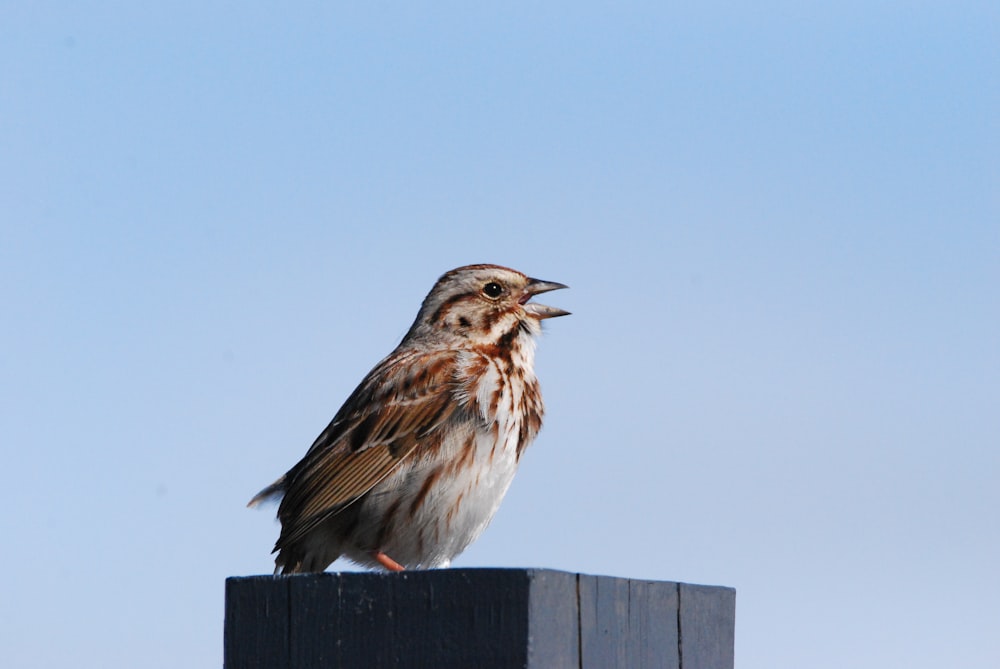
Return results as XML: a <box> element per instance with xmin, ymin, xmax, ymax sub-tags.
<box><xmin>373</xmin><ymin>550</ymin><xmax>405</xmax><ymax>572</ymax></box>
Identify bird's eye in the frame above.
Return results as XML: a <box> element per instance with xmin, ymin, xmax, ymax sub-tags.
<box><xmin>482</xmin><ymin>282</ymin><xmax>504</xmax><ymax>298</ymax></box>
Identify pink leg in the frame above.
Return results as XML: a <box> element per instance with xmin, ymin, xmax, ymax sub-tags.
<box><xmin>373</xmin><ymin>551</ymin><xmax>405</xmax><ymax>572</ymax></box>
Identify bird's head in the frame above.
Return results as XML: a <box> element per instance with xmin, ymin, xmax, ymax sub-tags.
<box><xmin>405</xmin><ymin>264</ymin><xmax>569</xmax><ymax>348</ymax></box>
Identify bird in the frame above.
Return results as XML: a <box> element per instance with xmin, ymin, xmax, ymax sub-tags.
<box><xmin>249</xmin><ymin>264</ymin><xmax>569</xmax><ymax>574</ymax></box>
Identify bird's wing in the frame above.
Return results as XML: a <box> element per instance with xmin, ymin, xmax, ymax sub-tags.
<box><xmin>273</xmin><ymin>348</ymin><xmax>463</xmax><ymax>549</ymax></box>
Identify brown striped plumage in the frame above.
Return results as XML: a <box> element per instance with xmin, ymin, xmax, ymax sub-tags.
<box><xmin>249</xmin><ymin>264</ymin><xmax>569</xmax><ymax>573</ymax></box>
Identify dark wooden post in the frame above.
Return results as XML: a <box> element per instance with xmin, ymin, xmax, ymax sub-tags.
<box><xmin>225</xmin><ymin>568</ymin><xmax>734</xmax><ymax>669</ymax></box>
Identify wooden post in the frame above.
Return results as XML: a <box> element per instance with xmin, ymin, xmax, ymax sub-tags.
<box><xmin>224</xmin><ymin>568</ymin><xmax>734</xmax><ymax>669</ymax></box>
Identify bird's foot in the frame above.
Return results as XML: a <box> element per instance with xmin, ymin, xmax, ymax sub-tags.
<box><xmin>373</xmin><ymin>551</ymin><xmax>405</xmax><ymax>572</ymax></box>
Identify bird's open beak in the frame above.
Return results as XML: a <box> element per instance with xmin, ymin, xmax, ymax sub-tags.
<box><xmin>521</xmin><ymin>278</ymin><xmax>570</xmax><ymax>319</ymax></box>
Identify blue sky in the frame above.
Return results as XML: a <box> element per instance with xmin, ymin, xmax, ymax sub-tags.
<box><xmin>2</xmin><ymin>3</ymin><xmax>998</xmax><ymax>667</ymax></box>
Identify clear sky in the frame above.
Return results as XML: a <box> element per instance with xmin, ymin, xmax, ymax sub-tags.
<box><xmin>2</xmin><ymin>3</ymin><xmax>997</xmax><ymax>667</ymax></box>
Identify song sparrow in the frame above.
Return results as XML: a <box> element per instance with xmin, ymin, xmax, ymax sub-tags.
<box><xmin>249</xmin><ymin>264</ymin><xmax>569</xmax><ymax>573</ymax></box>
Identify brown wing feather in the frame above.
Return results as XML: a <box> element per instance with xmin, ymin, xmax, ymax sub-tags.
<box><xmin>273</xmin><ymin>349</ymin><xmax>462</xmax><ymax>550</ymax></box>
